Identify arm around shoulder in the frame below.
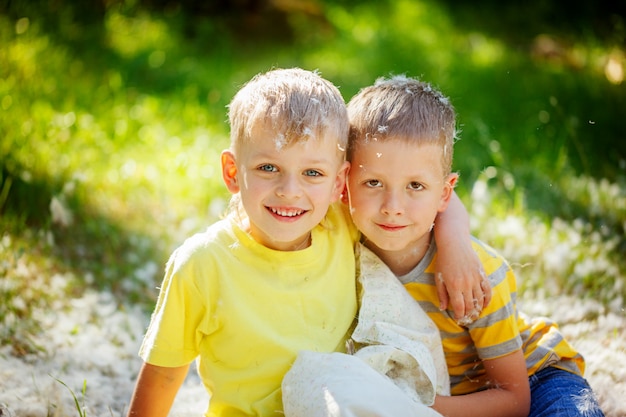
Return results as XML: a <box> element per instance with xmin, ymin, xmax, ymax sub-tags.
<box><xmin>127</xmin><ymin>362</ymin><xmax>190</xmax><ymax>417</ymax></box>
<box><xmin>434</xmin><ymin>191</ymin><xmax>492</xmax><ymax>320</ymax></box>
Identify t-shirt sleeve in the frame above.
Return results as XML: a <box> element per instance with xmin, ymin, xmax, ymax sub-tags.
<box><xmin>139</xmin><ymin>243</ymin><xmax>211</xmax><ymax>367</ymax></box>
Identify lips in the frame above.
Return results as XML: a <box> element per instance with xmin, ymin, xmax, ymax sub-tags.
<box><xmin>377</xmin><ymin>223</ymin><xmax>406</xmax><ymax>231</ymax></box>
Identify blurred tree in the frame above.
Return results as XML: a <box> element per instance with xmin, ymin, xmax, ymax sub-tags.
<box><xmin>436</xmin><ymin>0</ymin><xmax>626</xmax><ymax>43</ymax></box>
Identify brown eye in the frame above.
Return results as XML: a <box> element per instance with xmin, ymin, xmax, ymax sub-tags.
<box><xmin>408</xmin><ymin>182</ymin><xmax>424</xmax><ymax>191</ymax></box>
<box><xmin>365</xmin><ymin>179</ymin><xmax>382</xmax><ymax>188</ymax></box>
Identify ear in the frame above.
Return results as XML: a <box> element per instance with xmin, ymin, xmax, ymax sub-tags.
<box><xmin>330</xmin><ymin>161</ymin><xmax>351</xmax><ymax>203</ymax></box>
<box><xmin>340</xmin><ymin>165</ymin><xmax>351</xmax><ymax>205</ymax></box>
<box><xmin>438</xmin><ymin>173</ymin><xmax>459</xmax><ymax>212</ymax></box>
<box><xmin>221</xmin><ymin>150</ymin><xmax>240</xmax><ymax>194</ymax></box>
<box><xmin>340</xmin><ymin>183</ymin><xmax>350</xmax><ymax>205</ymax></box>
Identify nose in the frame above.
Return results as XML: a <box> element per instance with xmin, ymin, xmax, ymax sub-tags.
<box><xmin>381</xmin><ymin>190</ymin><xmax>404</xmax><ymax>216</ymax></box>
<box><xmin>276</xmin><ymin>174</ymin><xmax>302</xmax><ymax>199</ymax></box>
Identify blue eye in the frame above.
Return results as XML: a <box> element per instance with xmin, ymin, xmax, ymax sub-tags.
<box><xmin>304</xmin><ymin>169</ymin><xmax>322</xmax><ymax>177</ymax></box>
<box><xmin>259</xmin><ymin>164</ymin><xmax>277</xmax><ymax>172</ymax></box>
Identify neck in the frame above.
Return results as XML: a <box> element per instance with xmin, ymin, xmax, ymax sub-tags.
<box><xmin>289</xmin><ymin>233</ymin><xmax>312</xmax><ymax>251</ymax></box>
<box><xmin>364</xmin><ymin>239</ymin><xmax>430</xmax><ymax>276</ymax></box>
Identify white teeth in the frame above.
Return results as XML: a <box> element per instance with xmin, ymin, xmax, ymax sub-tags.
<box><xmin>270</xmin><ymin>207</ymin><xmax>304</xmax><ymax>217</ymax></box>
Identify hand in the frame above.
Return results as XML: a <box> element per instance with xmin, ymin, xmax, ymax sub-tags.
<box><xmin>435</xmin><ymin>246</ymin><xmax>491</xmax><ymax>323</ymax></box>
<box><xmin>433</xmin><ymin>191</ymin><xmax>492</xmax><ymax>323</ymax></box>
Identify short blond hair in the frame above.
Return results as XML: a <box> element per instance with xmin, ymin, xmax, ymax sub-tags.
<box><xmin>347</xmin><ymin>75</ymin><xmax>457</xmax><ymax>174</ymax></box>
<box><xmin>228</xmin><ymin>68</ymin><xmax>348</xmax><ymax>156</ymax></box>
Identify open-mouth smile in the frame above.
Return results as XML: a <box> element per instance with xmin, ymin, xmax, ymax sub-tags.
<box><xmin>268</xmin><ymin>207</ymin><xmax>307</xmax><ymax>218</ymax></box>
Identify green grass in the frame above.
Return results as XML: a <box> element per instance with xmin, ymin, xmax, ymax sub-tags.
<box><xmin>1</xmin><ymin>0</ymin><xmax>624</xmax><ymax>355</ymax></box>
<box><xmin>53</xmin><ymin>377</ymin><xmax>88</xmax><ymax>417</ymax></box>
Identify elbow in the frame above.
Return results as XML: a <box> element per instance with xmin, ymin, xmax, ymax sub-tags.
<box><xmin>517</xmin><ymin>401</ymin><xmax>531</xmax><ymax>417</ymax></box>
<box><xmin>513</xmin><ymin>387</ymin><xmax>531</xmax><ymax>417</ymax></box>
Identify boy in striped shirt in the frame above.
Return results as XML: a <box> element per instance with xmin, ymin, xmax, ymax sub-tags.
<box><xmin>343</xmin><ymin>75</ymin><xmax>604</xmax><ymax>417</ymax></box>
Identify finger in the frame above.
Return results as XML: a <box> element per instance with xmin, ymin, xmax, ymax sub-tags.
<box><xmin>449</xmin><ymin>292</ymin><xmax>466</xmax><ymax>320</ymax></box>
<box><xmin>472</xmin><ymin>292</ymin><xmax>484</xmax><ymax>313</ymax></box>
<box><xmin>456</xmin><ymin>307</ymin><xmax>480</xmax><ymax>326</ymax></box>
<box><xmin>469</xmin><ymin>271</ymin><xmax>490</xmax><ymax>314</ymax></box>
<box><xmin>481</xmin><ymin>275</ymin><xmax>492</xmax><ymax>307</ymax></box>
<box><xmin>463</xmin><ymin>291</ymin><xmax>475</xmax><ymax>319</ymax></box>
<box><xmin>435</xmin><ymin>272</ymin><xmax>450</xmax><ymax>312</ymax></box>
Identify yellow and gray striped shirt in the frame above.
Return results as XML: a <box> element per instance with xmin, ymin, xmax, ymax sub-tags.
<box><xmin>398</xmin><ymin>236</ymin><xmax>585</xmax><ymax>395</ymax></box>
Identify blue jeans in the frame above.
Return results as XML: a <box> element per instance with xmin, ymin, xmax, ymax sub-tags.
<box><xmin>529</xmin><ymin>367</ymin><xmax>605</xmax><ymax>417</ymax></box>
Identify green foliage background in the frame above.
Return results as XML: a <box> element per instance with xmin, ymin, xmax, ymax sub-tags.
<box><xmin>1</xmin><ymin>0</ymin><xmax>625</xmax><ymax>354</ymax></box>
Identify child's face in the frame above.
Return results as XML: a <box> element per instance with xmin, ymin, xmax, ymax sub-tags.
<box><xmin>347</xmin><ymin>138</ymin><xmax>454</xmax><ymax>262</ymax></box>
<box><xmin>222</xmin><ymin>127</ymin><xmax>349</xmax><ymax>251</ymax></box>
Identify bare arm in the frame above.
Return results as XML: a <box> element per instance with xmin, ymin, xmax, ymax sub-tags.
<box><xmin>432</xmin><ymin>350</ymin><xmax>531</xmax><ymax>417</ymax></box>
<box><xmin>126</xmin><ymin>362</ymin><xmax>190</xmax><ymax>417</ymax></box>
<box><xmin>434</xmin><ymin>191</ymin><xmax>491</xmax><ymax>321</ymax></box>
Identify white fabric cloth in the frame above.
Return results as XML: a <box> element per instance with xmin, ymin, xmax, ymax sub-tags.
<box><xmin>282</xmin><ymin>351</ymin><xmax>442</xmax><ymax>417</ymax></box>
<box><xmin>282</xmin><ymin>244</ymin><xmax>449</xmax><ymax>417</ymax></box>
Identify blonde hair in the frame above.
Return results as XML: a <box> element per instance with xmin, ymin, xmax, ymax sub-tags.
<box><xmin>347</xmin><ymin>75</ymin><xmax>457</xmax><ymax>174</ymax></box>
<box><xmin>225</xmin><ymin>68</ymin><xmax>348</xmax><ymax>219</ymax></box>
<box><xmin>228</xmin><ymin>68</ymin><xmax>348</xmax><ymax>155</ymax></box>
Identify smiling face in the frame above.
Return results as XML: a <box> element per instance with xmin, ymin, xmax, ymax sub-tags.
<box><xmin>346</xmin><ymin>137</ymin><xmax>456</xmax><ymax>274</ymax></box>
<box><xmin>222</xmin><ymin>125</ymin><xmax>348</xmax><ymax>251</ymax></box>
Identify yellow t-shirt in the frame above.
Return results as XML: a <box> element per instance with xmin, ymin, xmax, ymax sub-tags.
<box><xmin>399</xmin><ymin>237</ymin><xmax>585</xmax><ymax>395</ymax></box>
<box><xmin>139</xmin><ymin>203</ymin><xmax>358</xmax><ymax>416</ymax></box>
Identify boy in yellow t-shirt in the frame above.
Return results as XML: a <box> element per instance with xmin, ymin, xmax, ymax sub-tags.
<box><xmin>343</xmin><ymin>75</ymin><xmax>604</xmax><ymax>417</ymax></box>
<box><xmin>126</xmin><ymin>68</ymin><xmax>486</xmax><ymax>417</ymax></box>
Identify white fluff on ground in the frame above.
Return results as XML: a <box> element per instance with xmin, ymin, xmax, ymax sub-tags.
<box><xmin>0</xmin><ymin>289</ymin><xmax>624</xmax><ymax>417</ymax></box>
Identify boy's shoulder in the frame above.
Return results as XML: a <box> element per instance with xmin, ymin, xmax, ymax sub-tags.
<box><xmin>325</xmin><ymin>202</ymin><xmax>359</xmax><ymax>242</ymax></box>
<box><xmin>182</xmin><ymin>217</ymin><xmax>234</xmax><ymax>248</ymax></box>
<box><xmin>326</xmin><ymin>202</ymin><xmax>350</xmax><ymax>224</ymax></box>
<box><xmin>424</xmin><ymin>236</ymin><xmax>510</xmax><ymax>281</ymax></box>
<box><xmin>469</xmin><ymin>236</ymin><xmax>510</xmax><ymax>267</ymax></box>
<box><xmin>168</xmin><ymin>218</ymin><xmax>236</xmax><ymax>266</ymax></box>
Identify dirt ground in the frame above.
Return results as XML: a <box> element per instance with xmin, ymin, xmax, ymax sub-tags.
<box><xmin>0</xmin><ymin>291</ymin><xmax>624</xmax><ymax>417</ymax></box>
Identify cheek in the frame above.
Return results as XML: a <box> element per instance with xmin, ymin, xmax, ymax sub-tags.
<box><xmin>307</xmin><ymin>182</ymin><xmax>336</xmax><ymax>205</ymax></box>
<box><xmin>237</xmin><ymin>168</ymin><xmax>250</xmax><ymax>190</ymax></box>
<box><xmin>349</xmin><ymin>193</ymin><xmax>375</xmax><ymax>220</ymax></box>
<box><xmin>410</xmin><ymin>198</ymin><xmax>441</xmax><ymax>220</ymax></box>
<box><xmin>348</xmin><ymin>205</ymin><xmax>366</xmax><ymax>230</ymax></box>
